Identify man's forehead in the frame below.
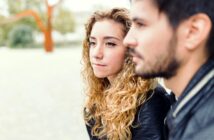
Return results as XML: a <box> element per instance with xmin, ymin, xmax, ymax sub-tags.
<box><xmin>131</xmin><ymin>0</ymin><xmax>156</xmax><ymax>5</ymax></box>
<box><xmin>130</xmin><ymin>0</ymin><xmax>161</xmax><ymax>18</ymax></box>
<box><xmin>131</xmin><ymin>0</ymin><xmax>158</xmax><ymax>11</ymax></box>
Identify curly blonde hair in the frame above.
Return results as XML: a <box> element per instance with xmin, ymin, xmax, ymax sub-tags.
<box><xmin>82</xmin><ymin>8</ymin><xmax>157</xmax><ymax>140</ymax></box>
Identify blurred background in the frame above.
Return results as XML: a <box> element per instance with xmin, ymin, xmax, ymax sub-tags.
<box><xmin>0</xmin><ymin>0</ymin><xmax>129</xmax><ymax>139</ymax></box>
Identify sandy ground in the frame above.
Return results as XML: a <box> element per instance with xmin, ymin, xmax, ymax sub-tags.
<box><xmin>0</xmin><ymin>47</ymin><xmax>88</xmax><ymax>140</ymax></box>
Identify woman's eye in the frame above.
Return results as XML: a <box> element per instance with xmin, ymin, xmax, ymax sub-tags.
<box><xmin>106</xmin><ymin>42</ymin><xmax>116</xmax><ymax>47</ymax></box>
<box><xmin>89</xmin><ymin>41</ymin><xmax>96</xmax><ymax>47</ymax></box>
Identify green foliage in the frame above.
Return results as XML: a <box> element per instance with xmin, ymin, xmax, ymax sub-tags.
<box><xmin>0</xmin><ymin>15</ymin><xmax>38</xmax><ymax>46</ymax></box>
<box><xmin>0</xmin><ymin>15</ymin><xmax>13</xmax><ymax>46</ymax></box>
<box><xmin>7</xmin><ymin>0</ymin><xmax>76</xmax><ymax>34</ymax></box>
<box><xmin>0</xmin><ymin>28</ymin><xmax>4</xmax><ymax>46</ymax></box>
<box><xmin>17</xmin><ymin>17</ymin><xmax>39</xmax><ymax>31</ymax></box>
<box><xmin>8</xmin><ymin>24</ymin><xmax>35</xmax><ymax>48</ymax></box>
<box><xmin>0</xmin><ymin>25</ymin><xmax>11</xmax><ymax>46</ymax></box>
<box><xmin>0</xmin><ymin>15</ymin><xmax>6</xmax><ymax>25</ymax></box>
<box><xmin>4</xmin><ymin>0</ymin><xmax>76</xmax><ymax>48</ymax></box>
<box><xmin>53</xmin><ymin>8</ymin><xmax>76</xmax><ymax>34</ymax></box>
<box><xmin>7</xmin><ymin>0</ymin><xmax>43</xmax><ymax>14</ymax></box>
<box><xmin>0</xmin><ymin>15</ymin><xmax>6</xmax><ymax>46</ymax></box>
<box><xmin>7</xmin><ymin>1</ymin><xmax>20</xmax><ymax>14</ymax></box>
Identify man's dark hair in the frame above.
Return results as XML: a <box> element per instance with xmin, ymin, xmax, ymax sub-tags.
<box><xmin>153</xmin><ymin>0</ymin><xmax>214</xmax><ymax>59</ymax></box>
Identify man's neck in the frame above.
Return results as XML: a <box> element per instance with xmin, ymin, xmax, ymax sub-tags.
<box><xmin>164</xmin><ymin>57</ymin><xmax>207</xmax><ymax>98</ymax></box>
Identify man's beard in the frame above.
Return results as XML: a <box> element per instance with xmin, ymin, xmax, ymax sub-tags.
<box><xmin>137</xmin><ymin>36</ymin><xmax>180</xmax><ymax>79</ymax></box>
<box><xmin>139</xmin><ymin>58</ymin><xmax>180</xmax><ymax>79</ymax></box>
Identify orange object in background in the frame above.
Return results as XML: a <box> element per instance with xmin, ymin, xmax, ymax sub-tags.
<box><xmin>14</xmin><ymin>0</ymin><xmax>62</xmax><ymax>52</ymax></box>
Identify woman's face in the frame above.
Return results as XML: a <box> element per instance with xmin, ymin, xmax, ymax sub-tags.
<box><xmin>89</xmin><ymin>19</ymin><xmax>127</xmax><ymax>82</ymax></box>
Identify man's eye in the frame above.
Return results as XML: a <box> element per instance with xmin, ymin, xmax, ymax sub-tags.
<box><xmin>135</xmin><ymin>22</ymin><xmax>146</xmax><ymax>28</ymax></box>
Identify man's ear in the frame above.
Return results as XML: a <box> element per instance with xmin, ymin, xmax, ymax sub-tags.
<box><xmin>184</xmin><ymin>13</ymin><xmax>211</xmax><ymax>50</ymax></box>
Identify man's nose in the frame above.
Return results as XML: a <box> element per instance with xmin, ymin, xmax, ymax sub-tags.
<box><xmin>123</xmin><ymin>28</ymin><xmax>137</xmax><ymax>49</ymax></box>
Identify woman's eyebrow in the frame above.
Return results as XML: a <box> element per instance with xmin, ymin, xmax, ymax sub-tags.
<box><xmin>103</xmin><ymin>36</ymin><xmax>121</xmax><ymax>41</ymax></box>
<box><xmin>89</xmin><ymin>36</ymin><xmax>96</xmax><ymax>40</ymax></box>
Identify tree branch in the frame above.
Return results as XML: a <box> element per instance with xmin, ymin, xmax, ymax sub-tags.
<box><xmin>13</xmin><ymin>10</ymin><xmax>46</xmax><ymax>33</ymax></box>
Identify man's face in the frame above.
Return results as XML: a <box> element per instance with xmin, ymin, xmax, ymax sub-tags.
<box><xmin>124</xmin><ymin>0</ymin><xmax>180</xmax><ymax>79</ymax></box>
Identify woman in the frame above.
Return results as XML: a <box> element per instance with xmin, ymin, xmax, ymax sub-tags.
<box><xmin>82</xmin><ymin>8</ymin><xmax>172</xmax><ymax>140</ymax></box>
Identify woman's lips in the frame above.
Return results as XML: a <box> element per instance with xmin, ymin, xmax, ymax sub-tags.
<box><xmin>93</xmin><ymin>63</ymin><xmax>106</xmax><ymax>67</ymax></box>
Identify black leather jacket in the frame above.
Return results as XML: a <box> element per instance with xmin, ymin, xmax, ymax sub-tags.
<box><xmin>166</xmin><ymin>59</ymin><xmax>214</xmax><ymax>140</ymax></box>
<box><xmin>86</xmin><ymin>85</ymin><xmax>174</xmax><ymax>140</ymax></box>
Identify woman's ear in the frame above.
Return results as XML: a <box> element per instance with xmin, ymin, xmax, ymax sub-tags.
<box><xmin>183</xmin><ymin>13</ymin><xmax>212</xmax><ymax>50</ymax></box>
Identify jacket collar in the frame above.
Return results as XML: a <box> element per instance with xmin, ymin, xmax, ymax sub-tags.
<box><xmin>171</xmin><ymin>59</ymin><xmax>214</xmax><ymax>118</ymax></box>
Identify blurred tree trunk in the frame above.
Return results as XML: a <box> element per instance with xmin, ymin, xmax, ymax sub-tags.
<box><xmin>13</xmin><ymin>0</ymin><xmax>62</xmax><ymax>52</ymax></box>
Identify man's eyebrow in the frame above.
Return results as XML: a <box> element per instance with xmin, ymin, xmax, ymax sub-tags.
<box><xmin>132</xmin><ymin>17</ymin><xmax>144</xmax><ymax>22</ymax></box>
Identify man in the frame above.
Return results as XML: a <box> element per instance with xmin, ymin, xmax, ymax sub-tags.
<box><xmin>124</xmin><ymin>0</ymin><xmax>214</xmax><ymax>140</ymax></box>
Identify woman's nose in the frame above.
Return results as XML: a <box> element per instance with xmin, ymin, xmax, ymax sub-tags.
<box><xmin>92</xmin><ymin>44</ymin><xmax>104</xmax><ymax>59</ymax></box>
